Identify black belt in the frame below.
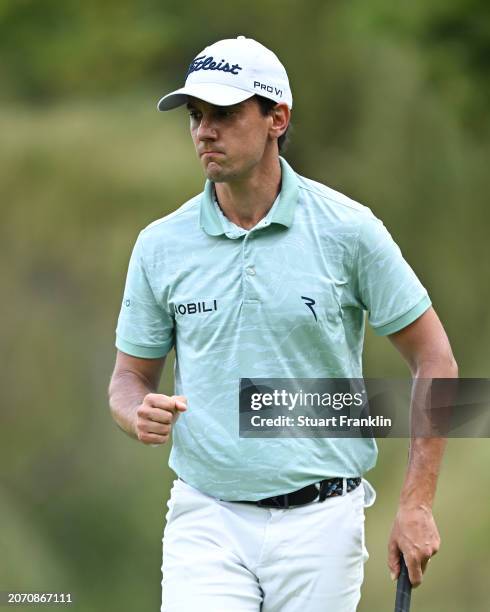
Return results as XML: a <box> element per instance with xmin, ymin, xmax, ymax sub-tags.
<box><xmin>228</xmin><ymin>477</ymin><xmax>362</xmax><ymax>509</ymax></box>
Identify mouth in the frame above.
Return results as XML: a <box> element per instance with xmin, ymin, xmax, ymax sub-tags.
<box><xmin>200</xmin><ymin>151</ymin><xmax>224</xmax><ymax>158</ymax></box>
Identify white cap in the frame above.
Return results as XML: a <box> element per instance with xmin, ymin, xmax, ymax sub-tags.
<box><xmin>157</xmin><ymin>36</ymin><xmax>292</xmax><ymax>111</ymax></box>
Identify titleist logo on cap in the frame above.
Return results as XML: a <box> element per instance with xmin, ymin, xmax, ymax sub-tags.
<box><xmin>157</xmin><ymin>36</ymin><xmax>293</xmax><ymax>111</ymax></box>
<box><xmin>187</xmin><ymin>55</ymin><xmax>243</xmax><ymax>77</ymax></box>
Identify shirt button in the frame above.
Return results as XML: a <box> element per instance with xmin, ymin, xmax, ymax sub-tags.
<box><xmin>245</xmin><ymin>266</ymin><xmax>256</xmax><ymax>276</ymax></box>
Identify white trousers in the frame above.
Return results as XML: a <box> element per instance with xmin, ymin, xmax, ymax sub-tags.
<box><xmin>161</xmin><ymin>478</ymin><xmax>376</xmax><ymax>612</ymax></box>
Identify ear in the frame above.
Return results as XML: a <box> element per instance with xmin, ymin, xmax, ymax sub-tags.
<box><xmin>268</xmin><ymin>103</ymin><xmax>291</xmax><ymax>142</ymax></box>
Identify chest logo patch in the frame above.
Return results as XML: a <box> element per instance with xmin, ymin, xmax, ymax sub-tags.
<box><xmin>174</xmin><ymin>300</ymin><xmax>217</xmax><ymax>316</ymax></box>
<box><xmin>301</xmin><ymin>296</ymin><xmax>317</xmax><ymax>322</ymax></box>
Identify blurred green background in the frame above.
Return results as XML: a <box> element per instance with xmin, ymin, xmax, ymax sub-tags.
<box><xmin>1</xmin><ymin>1</ymin><xmax>489</xmax><ymax>610</ymax></box>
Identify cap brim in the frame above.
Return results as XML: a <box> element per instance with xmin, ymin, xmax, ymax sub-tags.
<box><xmin>157</xmin><ymin>83</ymin><xmax>254</xmax><ymax>111</ymax></box>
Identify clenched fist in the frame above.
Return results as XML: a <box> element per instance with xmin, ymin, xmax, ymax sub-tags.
<box><xmin>134</xmin><ymin>393</ymin><xmax>187</xmax><ymax>445</ymax></box>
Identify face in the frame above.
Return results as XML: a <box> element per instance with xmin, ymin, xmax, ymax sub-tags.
<box><xmin>187</xmin><ymin>97</ymin><xmax>273</xmax><ymax>183</ymax></box>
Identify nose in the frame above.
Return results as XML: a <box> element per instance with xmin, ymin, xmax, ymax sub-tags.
<box><xmin>196</xmin><ymin>115</ymin><xmax>217</xmax><ymax>141</ymax></box>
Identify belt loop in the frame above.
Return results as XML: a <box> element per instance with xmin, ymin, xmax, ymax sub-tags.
<box><xmin>318</xmin><ymin>479</ymin><xmax>328</xmax><ymax>502</ymax></box>
<box><xmin>341</xmin><ymin>477</ymin><xmax>347</xmax><ymax>496</ymax></box>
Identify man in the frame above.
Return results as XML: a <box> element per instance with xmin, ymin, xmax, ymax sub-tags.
<box><xmin>109</xmin><ymin>36</ymin><xmax>457</xmax><ymax>611</ymax></box>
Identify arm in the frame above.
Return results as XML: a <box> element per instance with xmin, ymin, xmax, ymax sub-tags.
<box><xmin>108</xmin><ymin>350</ymin><xmax>186</xmax><ymax>444</ymax></box>
<box><xmin>387</xmin><ymin>306</ymin><xmax>458</xmax><ymax>587</ymax></box>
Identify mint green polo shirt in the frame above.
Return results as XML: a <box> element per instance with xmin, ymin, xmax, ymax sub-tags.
<box><xmin>115</xmin><ymin>157</ymin><xmax>431</xmax><ymax>500</ymax></box>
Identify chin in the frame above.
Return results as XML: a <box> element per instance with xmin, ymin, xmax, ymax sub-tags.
<box><xmin>205</xmin><ymin>168</ymin><xmax>223</xmax><ymax>182</ymax></box>
<box><xmin>204</xmin><ymin>162</ymin><xmax>228</xmax><ymax>183</ymax></box>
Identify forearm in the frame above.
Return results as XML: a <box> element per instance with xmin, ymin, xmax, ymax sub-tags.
<box><xmin>400</xmin><ymin>437</ymin><xmax>446</xmax><ymax>510</ymax></box>
<box><xmin>109</xmin><ymin>370</ymin><xmax>156</xmax><ymax>438</ymax></box>
<box><xmin>400</xmin><ymin>358</ymin><xmax>458</xmax><ymax>508</ymax></box>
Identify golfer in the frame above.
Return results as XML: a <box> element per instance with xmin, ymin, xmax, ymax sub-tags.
<box><xmin>109</xmin><ymin>36</ymin><xmax>457</xmax><ymax>611</ymax></box>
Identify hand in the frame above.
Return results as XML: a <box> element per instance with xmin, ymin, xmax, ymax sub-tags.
<box><xmin>134</xmin><ymin>393</ymin><xmax>187</xmax><ymax>445</ymax></box>
<box><xmin>388</xmin><ymin>503</ymin><xmax>440</xmax><ymax>587</ymax></box>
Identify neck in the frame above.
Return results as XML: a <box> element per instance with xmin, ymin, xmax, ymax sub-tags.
<box><xmin>214</xmin><ymin>153</ymin><xmax>282</xmax><ymax>230</ymax></box>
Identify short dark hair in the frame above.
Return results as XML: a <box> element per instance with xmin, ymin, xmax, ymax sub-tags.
<box><xmin>254</xmin><ymin>95</ymin><xmax>291</xmax><ymax>153</ymax></box>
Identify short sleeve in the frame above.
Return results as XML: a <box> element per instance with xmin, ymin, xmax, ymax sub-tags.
<box><xmin>355</xmin><ymin>214</ymin><xmax>431</xmax><ymax>336</ymax></box>
<box><xmin>115</xmin><ymin>233</ymin><xmax>174</xmax><ymax>358</ymax></box>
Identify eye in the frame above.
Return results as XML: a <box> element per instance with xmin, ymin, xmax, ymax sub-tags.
<box><xmin>188</xmin><ymin>110</ymin><xmax>201</xmax><ymax>121</ymax></box>
<box><xmin>216</xmin><ymin>108</ymin><xmax>235</xmax><ymax>119</ymax></box>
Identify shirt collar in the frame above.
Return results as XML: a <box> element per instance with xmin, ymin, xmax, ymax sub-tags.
<box><xmin>199</xmin><ymin>156</ymin><xmax>299</xmax><ymax>237</ymax></box>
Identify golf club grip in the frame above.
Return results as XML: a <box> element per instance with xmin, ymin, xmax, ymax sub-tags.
<box><xmin>394</xmin><ymin>555</ymin><xmax>412</xmax><ymax>612</ymax></box>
